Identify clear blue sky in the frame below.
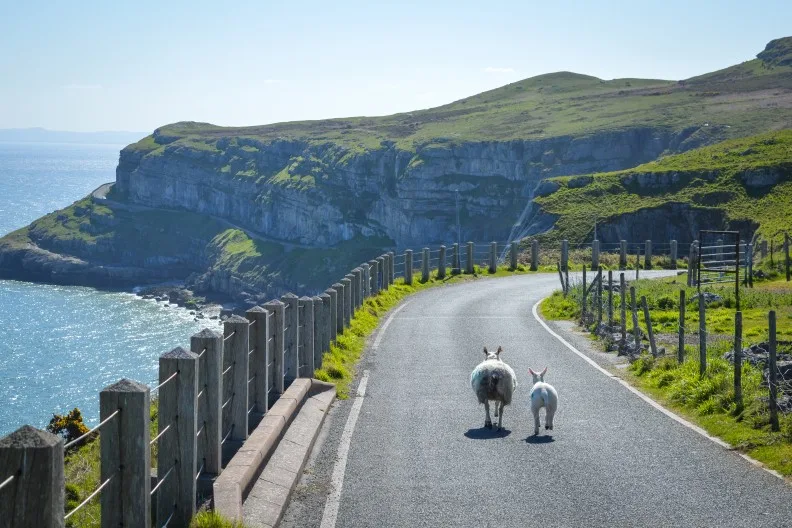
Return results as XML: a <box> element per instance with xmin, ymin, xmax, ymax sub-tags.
<box><xmin>1</xmin><ymin>0</ymin><xmax>789</xmax><ymax>133</ymax></box>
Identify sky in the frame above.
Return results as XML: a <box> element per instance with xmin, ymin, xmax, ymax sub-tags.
<box><xmin>1</xmin><ymin>0</ymin><xmax>790</xmax><ymax>133</ymax></box>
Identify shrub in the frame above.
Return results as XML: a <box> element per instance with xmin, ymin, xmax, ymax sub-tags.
<box><xmin>657</xmin><ymin>295</ymin><xmax>676</xmax><ymax>310</ymax></box>
<box><xmin>47</xmin><ymin>408</ymin><xmax>91</xmax><ymax>445</ymax></box>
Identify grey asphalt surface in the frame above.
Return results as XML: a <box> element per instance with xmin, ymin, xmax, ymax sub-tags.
<box><xmin>281</xmin><ymin>273</ymin><xmax>792</xmax><ymax>528</ymax></box>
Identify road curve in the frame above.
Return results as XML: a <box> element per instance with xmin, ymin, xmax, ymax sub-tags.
<box><xmin>282</xmin><ymin>273</ymin><xmax>792</xmax><ymax>528</ymax></box>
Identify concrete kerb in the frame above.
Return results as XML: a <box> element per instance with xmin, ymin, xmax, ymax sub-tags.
<box><xmin>214</xmin><ymin>379</ymin><xmax>336</xmax><ymax>523</ymax></box>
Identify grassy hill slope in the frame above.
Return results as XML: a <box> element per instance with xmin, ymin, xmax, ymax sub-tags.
<box><xmin>130</xmin><ymin>38</ymin><xmax>792</xmax><ymax>155</ymax></box>
<box><xmin>532</xmin><ymin>129</ymin><xmax>792</xmax><ymax>243</ymax></box>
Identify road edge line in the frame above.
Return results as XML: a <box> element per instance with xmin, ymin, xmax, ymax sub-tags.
<box><xmin>531</xmin><ymin>297</ymin><xmax>788</xmax><ymax>483</ymax></box>
<box><xmin>320</xmin><ymin>300</ymin><xmax>411</xmax><ymax>528</ymax></box>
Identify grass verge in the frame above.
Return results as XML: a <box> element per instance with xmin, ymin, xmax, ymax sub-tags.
<box><xmin>539</xmin><ymin>273</ymin><xmax>792</xmax><ymax>477</ymax></box>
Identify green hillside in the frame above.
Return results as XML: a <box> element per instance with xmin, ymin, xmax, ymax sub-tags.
<box><xmin>130</xmin><ymin>38</ymin><xmax>792</xmax><ymax>154</ymax></box>
<box><xmin>533</xmin><ymin>129</ymin><xmax>792</xmax><ymax>243</ymax></box>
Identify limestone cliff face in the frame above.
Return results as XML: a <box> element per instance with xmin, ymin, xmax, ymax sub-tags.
<box><xmin>115</xmin><ymin>126</ymin><xmax>686</xmax><ymax>248</ymax></box>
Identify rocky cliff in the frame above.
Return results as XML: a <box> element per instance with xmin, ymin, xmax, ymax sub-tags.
<box><xmin>114</xmin><ymin>126</ymin><xmax>686</xmax><ymax>248</ymax></box>
<box><xmin>2</xmin><ymin>38</ymin><xmax>792</xmax><ymax>303</ymax></box>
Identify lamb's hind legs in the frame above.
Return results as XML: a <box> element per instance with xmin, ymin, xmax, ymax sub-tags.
<box><xmin>484</xmin><ymin>400</ymin><xmax>493</xmax><ymax>429</ymax></box>
<box><xmin>532</xmin><ymin>409</ymin><xmax>540</xmax><ymax>435</ymax></box>
<box><xmin>497</xmin><ymin>401</ymin><xmax>504</xmax><ymax>431</ymax></box>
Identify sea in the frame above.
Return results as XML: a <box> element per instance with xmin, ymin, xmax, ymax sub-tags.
<box><xmin>0</xmin><ymin>142</ymin><xmax>207</xmax><ymax>435</ymax></box>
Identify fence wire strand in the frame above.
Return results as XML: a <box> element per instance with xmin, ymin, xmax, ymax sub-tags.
<box><xmin>64</xmin><ymin>474</ymin><xmax>113</xmax><ymax>520</ymax></box>
<box><xmin>0</xmin><ymin>474</ymin><xmax>14</xmax><ymax>491</ymax></box>
<box><xmin>64</xmin><ymin>409</ymin><xmax>120</xmax><ymax>449</ymax></box>
<box><xmin>153</xmin><ymin>371</ymin><xmax>179</xmax><ymax>393</ymax></box>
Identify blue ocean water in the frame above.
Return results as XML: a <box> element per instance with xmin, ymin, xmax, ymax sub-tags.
<box><xmin>0</xmin><ymin>142</ymin><xmax>206</xmax><ymax>434</ymax></box>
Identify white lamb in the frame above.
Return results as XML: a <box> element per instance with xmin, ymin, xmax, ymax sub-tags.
<box><xmin>470</xmin><ymin>346</ymin><xmax>517</xmax><ymax>430</ymax></box>
<box><xmin>528</xmin><ymin>367</ymin><xmax>558</xmax><ymax>435</ymax></box>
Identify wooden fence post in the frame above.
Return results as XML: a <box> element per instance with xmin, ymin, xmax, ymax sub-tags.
<box><xmin>389</xmin><ymin>251</ymin><xmax>395</xmax><ymax>285</ymax></box>
<box><xmin>368</xmin><ymin>260</ymin><xmax>379</xmax><ymax>295</ymax></box>
<box><xmin>619</xmin><ymin>240</ymin><xmax>627</xmax><ymax>269</ymax></box>
<box><xmin>620</xmin><ymin>273</ymin><xmax>627</xmax><ymax>354</ymax></box>
<box><xmin>699</xmin><ymin>294</ymin><xmax>707</xmax><ymax>377</ymax></box>
<box><xmin>769</xmin><ymin>310</ymin><xmax>779</xmax><ymax>431</ymax></box>
<box><xmin>746</xmin><ymin>244</ymin><xmax>754</xmax><ymax>288</ymax></box>
<box><xmin>596</xmin><ymin>269</ymin><xmax>603</xmax><ymax>328</ymax></box>
<box><xmin>191</xmin><ymin>329</ymin><xmax>222</xmax><ymax>476</ymax></box>
<box><xmin>641</xmin><ymin>296</ymin><xmax>658</xmax><ymax>357</ymax></box>
<box><xmin>351</xmin><ymin>269</ymin><xmax>361</xmax><ymax>310</ymax></box>
<box><xmin>644</xmin><ymin>240</ymin><xmax>652</xmax><ymax>269</ymax></box>
<box><xmin>281</xmin><ymin>293</ymin><xmax>300</xmax><ymax>387</ymax></box>
<box><xmin>734</xmin><ymin>311</ymin><xmax>743</xmax><ymax>412</ymax></box>
<box><xmin>582</xmin><ymin>265</ymin><xmax>588</xmax><ymax>321</ymax></box>
<box><xmin>224</xmin><ymin>316</ymin><xmax>250</xmax><ymax>441</ymax></box>
<box><xmin>362</xmin><ymin>263</ymin><xmax>371</xmax><ymax>297</ymax></box>
<box><xmin>405</xmin><ymin>250</ymin><xmax>413</xmax><ymax>285</ymax></box>
<box><xmin>326</xmin><ymin>288</ymin><xmax>338</xmax><ymax>343</ymax></box>
<box><xmin>376</xmin><ymin>256</ymin><xmax>386</xmax><ymax>291</ymax></box>
<box><xmin>452</xmin><ymin>243</ymin><xmax>461</xmax><ymax>274</ymax></box>
<box><xmin>630</xmin><ymin>286</ymin><xmax>640</xmax><ymax>352</ymax></box>
<box><xmin>312</xmin><ymin>295</ymin><xmax>323</xmax><ymax>369</ymax></box>
<box><xmin>531</xmin><ymin>239</ymin><xmax>539</xmax><ymax>271</ymax></box>
<box><xmin>333</xmin><ymin>282</ymin><xmax>345</xmax><ymax>336</ymax></box>
<box><xmin>561</xmin><ymin>239</ymin><xmax>569</xmax><ymax>271</ymax></box>
<box><xmin>687</xmin><ymin>242</ymin><xmax>695</xmax><ymax>287</ymax></box>
<box><xmin>341</xmin><ymin>277</ymin><xmax>352</xmax><ymax>327</ymax></box>
<box><xmin>156</xmin><ymin>347</ymin><xmax>198</xmax><ymax>526</ymax></box>
<box><xmin>678</xmin><ymin>290</ymin><xmax>686</xmax><ymax>364</ymax></box>
<box><xmin>760</xmin><ymin>240</ymin><xmax>768</xmax><ymax>259</ymax></box>
<box><xmin>246</xmin><ymin>307</ymin><xmax>269</xmax><ymax>414</ymax></box>
<box><xmin>319</xmin><ymin>294</ymin><xmax>331</xmax><ymax>358</ymax></box>
<box><xmin>422</xmin><ymin>248</ymin><xmax>430</xmax><ymax>282</ymax></box>
<box><xmin>510</xmin><ymin>242</ymin><xmax>518</xmax><ymax>270</ymax></box>
<box><xmin>607</xmin><ymin>270</ymin><xmax>613</xmax><ymax>327</ymax></box>
<box><xmin>592</xmin><ymin>239</ymin><xmax>600</xmax><ymax>271</ymax></box>
<box><xmin>299</xmin><ymin>297</ymin><xmax>315</xmax><ymax>376</ymax></box>
<box><xmin>0</xmin><ymin>426</ymin><xmax>64</xmax><ymax>528</ymax></box>
<box><xmin>489</xmin><ymin>242</ymin><xmax>498</xmax><ymax>274</ymax></box>
<box><xmin>438</xmin><ymin>245</ymin><xmax>447</xmax><ymax>279</ymax></box>
<box><xmin>670</xmin><ymin>239</ymin><xmax>678</xmax><ymax>269</ymax></box>
<box><xmin>785</xmin><ymin>235</ymin><xmax>790</xmax><ymax>282</ymax></box>
<box><xmin>263</xmin><ymin>300</ymin><xmax>285</xmax><ymax>396</ymax></box>
<box><xmin>100</xmin><ymin>379</ymin><xmax>151</xmax><ymax>528</ymax></box>
<box><xmin>466</xmin><ymin>242</ymin><xmax>475</xmax><ymax>274</ymax></box>
<box><xmin>379</xmin><ymin>256</ymin><xmax>389</xmax><ymax>291</ymax></box>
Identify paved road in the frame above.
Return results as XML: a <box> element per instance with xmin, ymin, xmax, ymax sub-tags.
<box><xmin>281</xmin><ymin>273</ymin><xmax>792</xmax><ymax>528</ymax></box>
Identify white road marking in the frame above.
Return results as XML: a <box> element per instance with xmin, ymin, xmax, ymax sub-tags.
<box><xmin>531</xmin><ymin>297</ymin><xmax>787</xmax><ymax>483</ymax></box>
<box><xmin>320</xmin><ymin>301</ymin><xmax>410</xmax><ymax>528</ymax></box>
<box><xmin>397</xmin><ymin>315</ymin><xmax>523</xmax><ymax>320</ymax></box>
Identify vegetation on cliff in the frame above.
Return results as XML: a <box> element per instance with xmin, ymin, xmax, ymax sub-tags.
<box><xmin>532</xmin><ymin>129</ymin><xmax>792</xmax><ymax>243</ymax></box>
<box><xmin>127</xmin><ymin>38</ymin><xmax>792</xmax><ymax>157</ymax></box>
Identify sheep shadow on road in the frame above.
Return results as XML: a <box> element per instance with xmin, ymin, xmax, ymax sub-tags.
<box><xmin>464</xmin><ymin>427</ymin><xmax>512</xmax><ymax>439</ymax></box>
<box><xmin>524</xmin><ymin>434</ymin><xmax>555</xmax><ymax>444</ymax></box>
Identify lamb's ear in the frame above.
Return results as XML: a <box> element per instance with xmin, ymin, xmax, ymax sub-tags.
<box><xmin>496</xmin><ymin>346</ymin><xmax>503</xmax><ymax>356</ymax></box>
<box><xmin>483</xmin><ymin>347</ymin><xmax>488</xmax><ymax>356</ymax></box>
<box><xmin>528</xmin><ymin>368</ymin><xmax>535</xmax><ymax>375</ymax></box>
<box><xmin>540</xmin><ymin>367</ymin><xmax>548</xmax><ymax>379</ymax></box>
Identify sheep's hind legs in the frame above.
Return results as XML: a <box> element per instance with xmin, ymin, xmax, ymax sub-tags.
<box><xmin>484</xmin><ymin>400</ymin><xmax>493</xmax><ymax>429</ymax></box>
<box><xmin>497</xmin><ymin>401</ymin><xmax>504</xmax><ymax>431</ymax></box>
<box><xmin>532</xmin><ymin>410</ymin><xmax>541</xmax><ymax>436</ymax></box>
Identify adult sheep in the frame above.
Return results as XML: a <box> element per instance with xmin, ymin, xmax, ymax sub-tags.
<box><xmin>470</xmin><ymin>346</ymin><xmax>517</xmax><ymax>430</ymax></box>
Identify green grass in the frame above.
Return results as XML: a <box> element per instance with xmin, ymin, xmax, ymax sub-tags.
<box><xmin>533</xmin><ymin>129</ymin><xmax>792</xmax><ymax>243</ymax></box>
<box><xmin>540</xmin><ymin>273</ymin><xmax>792</xmax><ymax>476</ymax></box>
<box><xmin>189</xmin><ymin>511</ymin><xmax>247</xmax><ymax>528</ymax></box>
<box><xmin>120</xmin><ymin>38</ymin><xmax>792</xmax><ymax>173</ymax></box>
